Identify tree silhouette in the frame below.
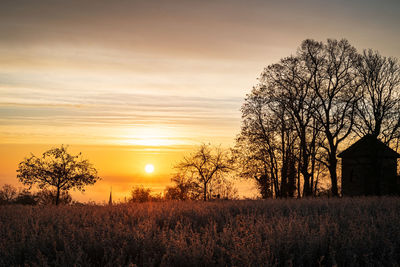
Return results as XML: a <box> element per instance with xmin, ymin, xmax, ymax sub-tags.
<box><xmin>0</xmin><ymin>184</ymin><xmax>17</xmax><ymax>204</ymax></box>
<box><xmin>234</xmin><ymin>92</ymin><xmax>298</xmax><ymax>198</ymax></box>
<box><xmin>37</xmin><ymin>188</ymin><xmax>72</xmax><ymax>205</ymax></box>
<box><xmin>165</xmin><ymin>172</ymin><xmax>202</xmax><ymax>200</ymax></box>
<box><xmin>129</xmin><ymin>186</ymin><xmax>153</xmax><ymax>203</ymax></box>
<box><xmin>175</xmin><ymin>144</ymin><xmax>233</xmax><ymax>201</ymax></box>
<box><xmin>260</xmin><ymin>56</ymin><xmax>323</xmax><ymax>196</ymax></box>
<box><xmin>237</xmin><ymin>39</ymin><xmax>395</xmax><ymax>197</ymax></box>
<box><xmin>299</xmin><ymin>39</ymin><xmax>360</xmax><ymax>196</ymax></box>
<box><xmin>355</xmin><ymin>50</ymin><xmax>400</xmax><ymax>146</ymax></box>
<box><xmin>17</xmin><ymin>145</ymin><xmax>99</xmax><ymax>205</ymax></box>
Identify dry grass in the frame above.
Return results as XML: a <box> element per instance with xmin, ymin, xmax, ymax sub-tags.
<box><xmin>0</xmin><ymin>197</ymin><xmax>399</xmax><ymax>266</ymax></box>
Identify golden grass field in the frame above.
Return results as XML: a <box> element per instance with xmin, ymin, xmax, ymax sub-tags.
<box><xmin>1</xmin><ymin>197</ymin><xmax>399</xmax><ymax>266</ymax></box>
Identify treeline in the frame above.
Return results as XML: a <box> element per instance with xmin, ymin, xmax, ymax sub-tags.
<box><xmin>234</xmin><ymin>39</ymin><xmax>400</xmax><ymax>198</ymax></box>
<box><xmin>0</xmin><ymin>184</ymin><xmax>72</xmax><ymax>205</ymax></box>
<box><xmin>2</xmin><ymin>143</ymin><xmax>238</xmax><ymax>206</ymax></box>
<box><xmin>11</xmin><ymin>142</ymin><xmax>238</xmax><ymax>205</ymax></box>
<box><xmin>128</xmin><ymin>177</ymin><xmax>238</xmax><ymax>203</ymax></box>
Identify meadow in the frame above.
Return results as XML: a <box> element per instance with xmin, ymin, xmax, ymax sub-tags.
<box><xmin>0</xmin><ymin>197</ymin><xmax>399</xmax><ymax>266</ymax></box>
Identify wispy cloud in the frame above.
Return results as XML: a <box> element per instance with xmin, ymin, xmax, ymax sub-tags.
<box><xmin>1</xmin><ymin>0</ymin><xmax>399</xmax><ymax>149</ymax></box>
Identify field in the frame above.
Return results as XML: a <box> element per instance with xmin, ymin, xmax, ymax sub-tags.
<box><xmin>0</xmin><ymin>198</ymin><xmax>399</xmax><ymax>266</ymax></box>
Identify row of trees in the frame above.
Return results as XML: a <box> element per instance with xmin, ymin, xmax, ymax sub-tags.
<box><xmin>128</xmin><ymin>178</ymin><xmax>238</xmax><ymax>203</ymax></box>
<box><xmin>235</xmin><ymin>39</ymin><xmax>400</xmax><ymax>197</ymax></box>
<box><xmin>6</xmin><ymin>144</ymin><xmax>237</xmax><ymax>205</ymax></box>
<box><xmin>164</xmin><ymin>171</ymin><xmax>238</xmax><ymax>201</ymax></box>
<box><xmin>0</xmin><ymin>184</ymin><xmax>72</xmax><ymax>205</ymax></box>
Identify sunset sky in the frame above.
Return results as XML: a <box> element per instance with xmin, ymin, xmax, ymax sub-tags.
<box><xmin>1</xmin><ymin>0</ymin><xmax>400</xmax><ymax>202</ymax></box>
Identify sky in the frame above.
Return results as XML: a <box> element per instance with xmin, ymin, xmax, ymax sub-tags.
<box><xmin>1</xmin><ymin>0</ymin><xmax>400</xmax><ymax>202</ymax></box>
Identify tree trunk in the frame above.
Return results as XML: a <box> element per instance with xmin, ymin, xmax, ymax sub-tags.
<box><xmin>287</xmin><ymin>155</ymin><xmax>296</xmax><ymax>197</ymax></box>
<box><xmin>327</xmin><ymin>133</ymin><xmax>339</xmax><ymax>197</ymax></box>
<box><xmin>302</xmin><ymin>173</ymin><xmax>313</xmax><ymax>197</ymax></box>
<box><xmin>280</xmin><ymin>166</ymin><xmax>287</xmax><ymax>198</ymax></box>
<box><xmin>55</xmin><ymin>187</ymin><xmax>61</xmax><ymax>205</ymax></box>
<box><xmin>203</xmin><ymin>182</ymin><xmax>207</xmax><ymax>201</ymax></box>
<box><xmin>301</xmin><ymin>154</ymin><xmax>313</xmax><ymax>196</ymax></box>
<box><xmin>328</xmin><ymin>156</ymin><xmax>339</xmax><ymax>197</ymax></box>
<box><xmin>280</xmin><ymin>119</ymin><xmax>286</xmax><ymax>198</ymax></box>
<box><xmin>300</xmin><ymin>131</ymin><xmax>313</xmax><ymax>197</ymax></box>
<box><xmin>297</xmin><ymin>154</ymin><xmax>301</xmax><ymax>198</ymax></box>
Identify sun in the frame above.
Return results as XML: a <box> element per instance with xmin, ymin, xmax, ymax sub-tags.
<box><xmin>145</xmin><ymin>164</ymin><xmax>154</xmax><ymax>173</ymax></box>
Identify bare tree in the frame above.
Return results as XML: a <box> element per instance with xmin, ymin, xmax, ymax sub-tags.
<box><xmin>261</xmin><ymin>56</ymin><xmax>323</xmax><ymax>196</ymax></box>
<box><xmin>17</xmin><ymin>145</ymin><xmax>100</xmax><ymax>205</ymax></box>
<box><xmin>355</xmin><ymin>50</ymin><xmax>400</xmax><ymax>146</ymax></box>
<box><xmin>175</xmin><ymin>144</ymin><xmax>233</xmax><ymax>201</ymax></box>
<box><xmin>238</xmin><ymin>38</ymin><xmax>400</xmax><ymax>197</ymax></box>
<box><xmin>235</xmin><ymin>91</ymin><xmax>297</xmax><ymax>198</ymax></box>
<box><xmin>300</xmin><ymin>39</ymin><xmax>360</xmax><ymax>196</ymax></box>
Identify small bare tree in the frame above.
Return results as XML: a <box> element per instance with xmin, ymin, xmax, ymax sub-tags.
<box><xmin>175</xmin><ymin>144</ymin><xmax>233</xmax><ymax>201</ymax></box>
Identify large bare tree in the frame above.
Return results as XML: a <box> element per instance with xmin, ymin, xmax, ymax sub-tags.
<box><xmin>355</xmin><ymin>50</ymin><xmax>400</xmax><ymax>147</ymax></box>
<box><xmin>260</xmin><ymin>56</ymin><xmax>323</xmax><ymax>196</ymax></box>
<box><xmin>300</xmin><ymin>39</ymin><xmax>360</xmax><ymax>196</ymax></box>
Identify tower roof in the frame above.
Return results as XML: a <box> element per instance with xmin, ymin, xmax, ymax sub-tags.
<box><xmin>338</xmin><ymin>135</ymin><xmax>400</xmax><ymax>159</ymax></box>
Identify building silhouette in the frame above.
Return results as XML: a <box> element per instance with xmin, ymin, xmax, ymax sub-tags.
<box><xmin>338</xmin><ymin>135</ymin><xmax>400</xmax><ymax>196</ymax></box>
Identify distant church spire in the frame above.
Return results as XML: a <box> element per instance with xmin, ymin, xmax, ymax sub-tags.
<box><xmin>108</xmin><ymin>187</ymin><xmax>112</xmax><ymax>205</ymax></box>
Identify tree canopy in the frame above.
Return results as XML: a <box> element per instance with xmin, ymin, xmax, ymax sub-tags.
<box><xmin>17</xmin><ymin>145</ymin><xmax>100</xmax><ymax>205</ymax></box>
